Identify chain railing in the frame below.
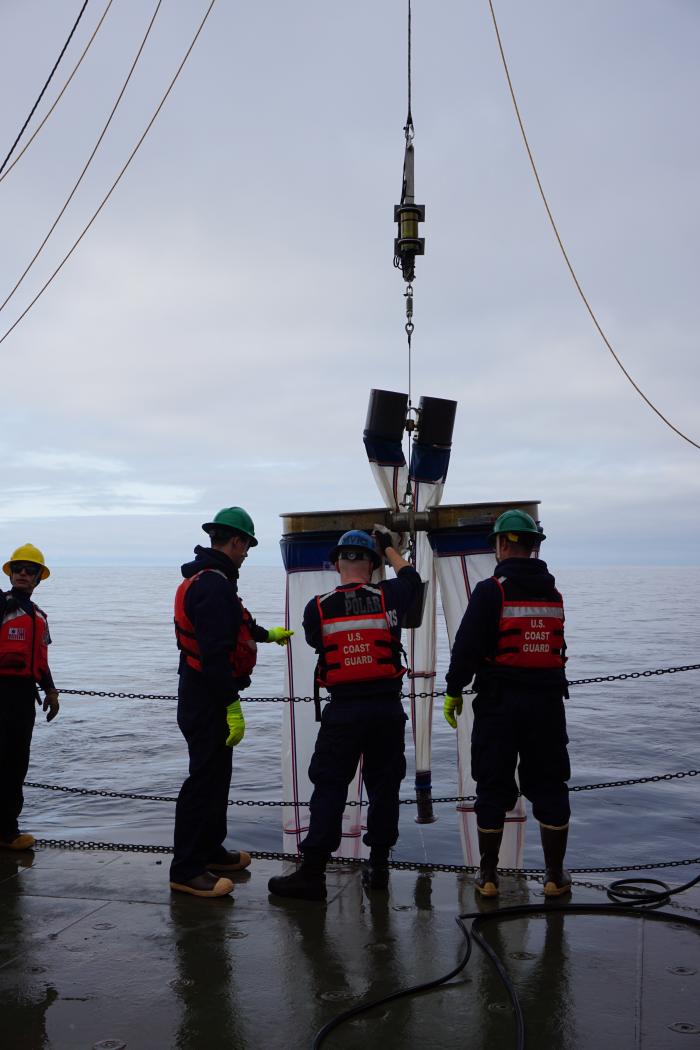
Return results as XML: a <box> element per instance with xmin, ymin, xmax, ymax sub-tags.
<box><xmin>566</xmin><ymin>664</ymin><xmax>700</xmax><ymax>686</ymax></box>
<box><xmin>23</xmin><ymin>768</ymin><xmax>699</xmax><ymax>808</ymax></box>
<box><xmin>30</xmin><ymin>836</ymin><xmax>700</xmax><ymax>879</ymax></box>
<box><xmin>27</xmin><ymin>663</ymin><xmax>699</xmax><ymax>893</ymax></box>
<box><xmin>56</xmin><ymin>662</ymin><xmax>700</xmax><ymax>702</ymax></box>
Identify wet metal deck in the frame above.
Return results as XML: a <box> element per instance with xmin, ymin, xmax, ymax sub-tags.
<box><xmin>1</xmin><ymin>848</ymin><xmax>698</xmax><ymax>1050</ymax></box>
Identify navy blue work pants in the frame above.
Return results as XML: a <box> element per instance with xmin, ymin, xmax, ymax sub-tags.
<box><xmin>471</xmin><ymin>687</ymin><xmax>571</xmax><ymax>831</ymax></box>
<box><xmin>0</xmin><ymin>680</ymin><xmax>36</xmax><ymax>841</ymax></box>
<box><xmin>301</xmin><ymin>697</ymin><xmax>408</xmax><ymax>860</ymax></box>
<box><xmin>171</xmin><ymin>682</ymin><xmax>233</xmax><ymax>882</ymax></box>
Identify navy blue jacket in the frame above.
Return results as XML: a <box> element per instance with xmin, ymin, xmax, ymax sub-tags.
<box><xmin>303</xmin><ymin>565</ymin><xmax>422</xmax><ymax>699</ymax></box>
<box><xmin>177</xmin><ymin>546</ymin><xmax>268</xmax><ymax>705</ymax></box>
<box><xmin>445</xmin><ymin>557</ymin><xmax>567</xmax><ymax>697</ymax></box>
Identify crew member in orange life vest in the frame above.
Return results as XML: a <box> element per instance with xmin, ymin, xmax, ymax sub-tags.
<box><xmin>443</xmin><ymin>510</ymin><xmax>572</xmax><ymax>899</ymax></box>
<box><xmin>0</xmin><ymin>544</ymin><xmax>60</xmax><ymax>851</ymax></box>
<box><xmin>170</xmin><ymin>507</ymin><xmax>293</xmax><ymax>898</ymax></box>
<box><xmin>268</xmin><ymin>527</ymin><xmax>422</xmax><ymax>901</ymax></box>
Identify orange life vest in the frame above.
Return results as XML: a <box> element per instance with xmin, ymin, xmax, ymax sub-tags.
<box><xmin>490</xmin><ymin>575</ymin><xmax>565</xmax><ymax>671</ymax></box>
<box><xmin>316</xmin><ymin>584</ymin><xmax>405</xmax><ymax>688</ymax></box>
<box><xmin>174</xmin><ymin>570</ymin><xmax>257</xmax><ymax>676</ymax></box>
<box><xmin>0</xmin><ymin>597</ymin><xmax>50</xmax><ymax>682</ymax></box>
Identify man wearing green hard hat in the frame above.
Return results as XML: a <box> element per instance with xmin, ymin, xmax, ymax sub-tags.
<box><xmin>442</xmin><ymin>509</ymin><xmax>572</xmax><ymax>900</ymax></box>
<box><xmin>170</xmin><ymin>507</ymin><xmax>293</xmax><ymax>898</ymax></box>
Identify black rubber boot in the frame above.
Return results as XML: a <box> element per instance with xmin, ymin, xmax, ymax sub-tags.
<box><xmin>475</xmin><ymin>828</ymin><xmax>503</xmax><ymax>898</ymax></box>
<box><xmin>362</xmin><ymin>847</ymin><xmax>390</xmax><ymax>891</ymax></box>
<box><xmin>540</xmin><ymin>823</ymin><xmax>572</xmax><ymax>897</ymax></box>
<box><xmin>268</xmin><ymin>854</ymin><xmax>327</xmax><ymax>901</ymax></box>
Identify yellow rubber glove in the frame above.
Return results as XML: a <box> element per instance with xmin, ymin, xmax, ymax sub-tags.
<box><xmin>443</xmin><ymin>693</ymin><xmax>463</xmax><ymax>729</ymax></box>
<box><xmin>225</xmin><ymin>700</ymin><xmax>245</xmax><ymax>747</ymax></box>
<box><xmin>267</xmin><ymin>627</ymin><xmax>294</xmax><ymax>646</ymax></box>
<box><xmin>42</xmin><ymin>688</ymin><xmax>60</xmax><ymax>723</ymax></box>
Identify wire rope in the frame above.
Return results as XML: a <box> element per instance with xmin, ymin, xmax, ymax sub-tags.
<box><xmin>0</xmin><ymin>0</ymin><xmax>164</xmax><ymax>315</ymax></box>
<box><xmin>0</xmin><ymin>0</ymin><xmax>116</xmax><ymax>186</ymax></box>
<box><xmin>0</xmin><ymin>0</ymin><xmax>218</xmax><ymax>349</ymax></box>
<box><xmin>406</xmin><ymin>0</ymin><xmax>412</xmax><ymax>129</ymax></box>
<box><xmin>402</xmin><ymin>1</ymin><xmax>415</xmax><ymax>504</ymax></box>
<box><xmin>487</xmin><ymin>0</ymin><xmax>700</xmax><ymax>452</ymax></box>
<box><xmin>0</xmin><ymin>0</ymin><xmax>91</xmax><ymax>177</ymax></box>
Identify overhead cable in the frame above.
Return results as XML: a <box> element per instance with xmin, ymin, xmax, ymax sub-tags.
<box><xmin>393</xmin><ymin>0</ymin><xmax>426</xmax><ymax>513</ymax></box>
<box><xmin>0</xmin><ymin>0</ymin><xmax>91</xmax><ymax>178</ymax></box>
<box><xmin>487</xmin><ymin>0</ymin><xmax>700</xmax><ymax>452</ymax></box>
<box><xmin>406</xmin><ymin>0</ymin><xmax>413</xmax><ymax>130</ymax></box>
<box><xmin>0</xmin><ymin>0</ymin><xmax>164</xmax><ymax>315</ymax></box>
<box><xmin>404</xmin><ymin>0</ymin><xmax>414</xmax><ymax>482</ymax></box>
<box><xmin>0</xmin><ymin>0</ymin><xmax>218</xmax><ymax>349</ymax></box>
<box><xmin>0</xmin><ymin>0</ymin><xmax>115</xmax><ymax>186</ymax></box>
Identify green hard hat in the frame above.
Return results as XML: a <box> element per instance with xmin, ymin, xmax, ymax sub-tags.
<box><xmin>202</xmin><ymin>506</ymin><xmax>258</xmax><ymax>546</ymax></box>
<box><xmin>488</xmin><ymin>509</ymin><xmax>545</xmax><ymax>544</ymax></box>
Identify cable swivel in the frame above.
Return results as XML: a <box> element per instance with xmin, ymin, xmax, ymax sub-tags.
<box><xmin>405</xmin><ymin>286</ymin><xmax>415</xmax><ymax>339</ymax></box>
<box><xmin>404</xmin><ymin>284</ymin><xmax>414</xmax><ymax>319</ymax></box>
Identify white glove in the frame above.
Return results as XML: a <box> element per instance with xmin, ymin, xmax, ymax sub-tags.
<box><xmin>372</xmin><ymin>523</ymin><xmax>403</xmax><ymax>557</ymax></box>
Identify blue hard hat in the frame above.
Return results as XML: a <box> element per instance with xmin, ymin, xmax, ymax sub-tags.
<box><xmin>330</xmin><ymin>529</ymin><xmax>380</xmax><ymax>568</ymax></box>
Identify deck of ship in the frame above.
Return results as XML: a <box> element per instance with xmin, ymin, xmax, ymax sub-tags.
<box><xmin>1</xmin><ymin>846</ymin><xmax>698</xmax><ymax>1050</ymax></box>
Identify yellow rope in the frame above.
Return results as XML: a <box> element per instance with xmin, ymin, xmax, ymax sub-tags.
<box><xmin>487</xmin><ymin>0</ymin><xmax>700</xmax><ymax>452</ymax></box>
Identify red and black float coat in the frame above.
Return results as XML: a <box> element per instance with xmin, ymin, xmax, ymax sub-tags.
<box><xmin>174</xmin><ymin>569</ymin><xmax>257</xmax><ymax>677</ymax></box>
<box><xmin>0</xmin><ymin>596</ymin><xmax>51</xmax><ymax>683</ymax></box>
<box><xmin>445</xmin><ymin>557</ymin><xmax>568</xmax><ymax>697</ymax></box>
<box><xmin>489</xmin><ymin>575</ymin><xmax>565</xmax><ymax>671</ymax></box>
<box><xmin>315</xmin><ymin>584</ymin><xmax>406</xmax><ymax>690</ymax></box>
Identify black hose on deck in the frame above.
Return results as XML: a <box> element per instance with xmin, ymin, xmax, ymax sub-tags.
<box><xmin>311</xmin><ymin>872</ymin><xmax>700</xmax><ymax>1050</ymax></box>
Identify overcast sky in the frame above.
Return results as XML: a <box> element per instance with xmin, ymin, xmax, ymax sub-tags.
<box><xmin>0</xmin><ymin>0</ymin><xmax>698</xmax><ymax>568</ymax></box>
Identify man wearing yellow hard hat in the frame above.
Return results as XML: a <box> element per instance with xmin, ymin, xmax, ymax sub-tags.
<box><xmin>0</xmin><ymin>543</ymin><xmax>60</xmax><ymax>851</ymax></box>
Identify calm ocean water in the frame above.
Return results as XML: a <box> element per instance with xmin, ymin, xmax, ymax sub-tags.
<box><xmin>24</xmin><ymin>565</ymin><xmax>699</xmax><ymax>869</ymax></box>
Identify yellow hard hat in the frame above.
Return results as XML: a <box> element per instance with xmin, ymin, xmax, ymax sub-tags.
<box><xmin>2</xmin><ymin>543</ymin><xmax>50</xmax><ymax>580</ymax></box>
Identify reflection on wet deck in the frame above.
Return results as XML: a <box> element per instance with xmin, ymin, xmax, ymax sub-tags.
<box><xmin>0</xmin><ymin>848</ymin><xmax>698</xmax><ymax>1050</ymax></box>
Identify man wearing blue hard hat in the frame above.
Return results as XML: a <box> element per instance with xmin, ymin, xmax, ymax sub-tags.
<box><xmin>170</xmin><ymin>507</ymin><xmax>293</xmax><ymax>898</ymax></box>
<box><xmin>442</xmin><ymin>509</ymin><xmax>571</xmax><ymax>899</ymax></box>
<box><xmin>269</xmin><ymin>525</ymin><xmax>422</xmax><ymax>900</ymax></box>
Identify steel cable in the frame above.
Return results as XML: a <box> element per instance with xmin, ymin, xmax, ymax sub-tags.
<box><xmin>0</xmin><ymin>0</ymin><xmax>218</xmax><ymax>349</ymax></box>
<box><xmin>0</xmin><ymin>0</ymin><xmax>91</xmax><ymax>177</ymax></box>
<box><xmin>0</xmin><ymin>0</ymin><xmax>164</xmax><ymax>314</ymax></box>
<box><xmin>0</xmin><ymin>0</ymin><xmax>115</xmax><ymax>185</ymax></box>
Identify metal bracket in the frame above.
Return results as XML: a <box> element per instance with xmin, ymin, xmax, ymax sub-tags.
<box><xmin>389</xmin><ymin>509</ymin><xmax>430</xmax><ymax>533</ymax></box>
